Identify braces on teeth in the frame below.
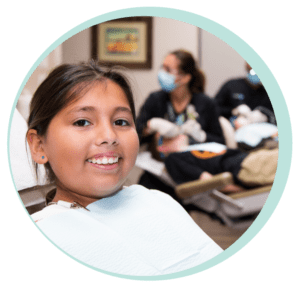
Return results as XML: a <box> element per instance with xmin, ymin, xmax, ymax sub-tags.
<box><xmin>88</xmin><ymin>157</ymin><xmax>119</xmax><ymax>165</ymax></box>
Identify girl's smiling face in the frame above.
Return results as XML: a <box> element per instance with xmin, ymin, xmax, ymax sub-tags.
<box><xmin>39</xmin><ymin>79</ymin><xmax>139</xmax><ymax>206</ymax></box>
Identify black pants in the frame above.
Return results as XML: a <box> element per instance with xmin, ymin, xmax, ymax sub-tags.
<box><xmin>138</xmin><ymin>171</ymin><xmax>181</xmax><ymax>203</ymax></box>
<box><xmin>138</xmin><ymin>170</ymin><xmax>224</xmax><ymax>214</ymax></box>
<box><xmin>165</xmin><ymin>149</ymin><xmax>248</xmax><ymax>186</ymax></box>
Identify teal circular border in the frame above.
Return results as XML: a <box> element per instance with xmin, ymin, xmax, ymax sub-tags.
<box><xmin>8</xmin><ymin>7</ymin><xmax>292</xmax><ymax>281</ymax></box>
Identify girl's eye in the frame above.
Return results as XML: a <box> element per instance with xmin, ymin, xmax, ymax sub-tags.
<box><xmin>74</xmin><ymin>120</ymin><xmax>91</xmax><ymax>127</ymax></box>
<box><xmin>114</xmin><ymin>119</ymin><xmax>130</xmax><ymax>126</ymax></box>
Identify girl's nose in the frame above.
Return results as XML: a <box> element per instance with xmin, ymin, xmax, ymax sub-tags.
<box><xmin>95</xmin><ymin>122</ymin><xmax>118</xmax><ymax>146</ymax></box>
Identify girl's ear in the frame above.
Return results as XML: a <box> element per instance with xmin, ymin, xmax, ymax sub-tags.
<box><xmin>27</xmin><ymin>129</ymin><xmax>48</xmax><ymax>164</ymax></box>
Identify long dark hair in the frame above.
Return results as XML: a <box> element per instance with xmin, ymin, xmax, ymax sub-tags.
<box><xmin>27</xmin><ymin>60</ymin><xmax>136</xmax><ymax>182</ymax></box>
<box><xmin>171</xmin><ymin>49</ymin><xmax>205</xmax><ymax>93</ymax></box>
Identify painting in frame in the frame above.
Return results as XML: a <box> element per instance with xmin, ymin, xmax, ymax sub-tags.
<box><xmin>91</xmin><ymin>17</ymin><xmax>153</xmax><ymax>69</ymax></box>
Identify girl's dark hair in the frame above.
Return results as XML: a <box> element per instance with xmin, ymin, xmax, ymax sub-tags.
<box><xmin>27</xmin><ymin>60</ymin><xmax>136</xmax><ymax>183</ymax></box>
<box><xmin>171</xmin><ymin>49</ymin><xmax>206</xmax><ymax>93</ymax></box>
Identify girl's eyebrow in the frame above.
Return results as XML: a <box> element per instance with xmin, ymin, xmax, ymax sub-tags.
<box><xmin>67</xmin><ymin>106</ymin><xmax>96</xmax><ymax>115</ymax></box>
<box><xmin>115</xmin><ymin>106</ymin><xmax>132</xmax><ymax>115</ymax></box>
<box><xmin>67</xmin><ymin>106</ymin><xmax>132</xmax><ymax>115</ymax></box>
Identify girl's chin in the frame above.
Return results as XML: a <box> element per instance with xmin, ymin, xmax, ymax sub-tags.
<box><xmin>91</xmin><ymin>184</ymin><xmax>124</xmax><ymax>198</ymax></box>
<box><xmin>56</xmin><ymin>176</ymin><xmax>127</xmax><ymax>202</ymax></box>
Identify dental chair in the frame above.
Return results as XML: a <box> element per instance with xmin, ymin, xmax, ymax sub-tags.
<box><xmin>135</xmin><ymin>117</ymin><xmax>276</xmax><ymax>229</ymax></box>
<box><xmin>175</xmin><ymin>173</ymin><xmax>272</xmax><ymax>230</ymax></box>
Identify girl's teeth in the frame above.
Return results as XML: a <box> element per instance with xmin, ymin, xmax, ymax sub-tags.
<box><xmin>88</xmin><ymin>157</ymin><xmax>119</xmax><ymax>165</ymax></box>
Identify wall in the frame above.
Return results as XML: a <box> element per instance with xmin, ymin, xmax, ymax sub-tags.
<box><xmin>201</xmin><ymin>29</ymin><xmax>246</xmax><ymax>97</ymax></box>
<box><xmin>17</xmin><ymin>17</ymin><xmax>248</xmax><ymax>117</ymax></box>
<box><xmin>61</xmin><ymin>17</ymin><xmax>199</xmax><ymax>112</ymax></box>
<box><xmin>60</xmin><ymin>19</ymin><xmax>249</xmax><ymax>103</ymax></box>
<box><xmin>17</xmin><ymin>46</ymin><xmax>62</xmax><ymax>120</ymax></box>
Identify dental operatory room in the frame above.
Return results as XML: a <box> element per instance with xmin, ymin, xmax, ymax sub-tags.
<box><xmin>9</xmin><ymin>16</ymin><xmax>279</xmax><ymax>276</ymax></box>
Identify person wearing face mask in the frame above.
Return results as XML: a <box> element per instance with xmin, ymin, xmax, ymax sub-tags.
<box><xmin>136</xmin><ymin>50</ymin><xmax>225</xmax><ymax>198</ymax></box>
<box><xmin>214</xmin><ymin>62</ymin><xmax>276</xmax><ymax>129</ymax></box>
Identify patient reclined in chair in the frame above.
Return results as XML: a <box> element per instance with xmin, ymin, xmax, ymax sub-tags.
<box><xmin>164</xmin><ymin>146</ymin><xmax>278</xmax><ymax>189</ymax></box>
<box><xmin>136</xmin><ymin>141</ymin><xmax>278</xmax><ymax>230</ymax></box>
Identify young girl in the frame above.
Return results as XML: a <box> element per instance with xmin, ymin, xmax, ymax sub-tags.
<box><xmin>26</xmin><ymin>61</ymin><xmax>222</xmax><ymax>276</ymax></box>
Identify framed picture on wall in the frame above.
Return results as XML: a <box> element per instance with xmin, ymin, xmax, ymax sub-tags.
<box><xmin>91</xmin><ymin>17</ymin><xmax>153</xmax><ymax>69</ymax></box>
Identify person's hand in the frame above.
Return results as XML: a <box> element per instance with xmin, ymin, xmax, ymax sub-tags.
<box><xmin>199</xmin><ymin>171</ymin><xmax>213</xmax><ymax>180</ymax></box>
<box><xmin>234</xmin><ymin>116</ymin><xmax>251</xmax><ymax>129</ymax></box>
<box><xmin>181</xmin><ymin>119</ymin><xmax>207</xmax><ymax>142</ymax></box>
<box><xmin>157</xmin><ymin>134</ymin><xmax>189</xmax><ymax>155</ymax></box>
<box><xmin>248</xmin><ymin>109</ymin><xmax>268</xmax><ymax>123</ymax></box>
<box><xmin>232</xmin><ymin>104</ymin><xmax>252</xmax><ymax>117</ymax></box>
<box><xmin>147</xmin><ymin>118</ymin><xmax>182</xmax><ymax>138</ymax></box>
<box><xmin>233</xmin><ymin>109</ymin><xmax>268</xmax><ymax>130</ymax></box>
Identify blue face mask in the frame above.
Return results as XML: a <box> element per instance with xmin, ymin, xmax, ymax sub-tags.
<box><xmin>247</xmin><ymin>70</ymin><xmax>261</xmax><ymax>85</ymax></box>
<box><xmin>158</xmin><ymin>70</ymin><xmax>177</xmax><ymax>92</ymax></box>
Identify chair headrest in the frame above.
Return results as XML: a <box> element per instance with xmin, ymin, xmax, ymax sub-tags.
<box><xmin>9</xmin><ymin>109</ymin><xmax>46</xmax><ymax>191</ymax></box>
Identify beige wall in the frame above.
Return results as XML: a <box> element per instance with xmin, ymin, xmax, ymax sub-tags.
<box><xmin>60</xmin><ymin>18</ymin><xmax>248</xmax><ymax>104</ymax></box>
<box><xmin>61</xmin><ymin>17</ymin><xmax>199</xmax><ymax>112</ymax></box>
<box><xmin>201</xmin><ymin>29</ymin><xmax>246</xmax><ymax>98</ymax></box>
<box><xmin>17</xmin><ymin>47</ymin><xmax>63</xmax><ymax>120</ymax></box>
<box><xmin>17</xmin><ymin>17</ymin><xmax>248</xmax><ymax>119</ymax></box>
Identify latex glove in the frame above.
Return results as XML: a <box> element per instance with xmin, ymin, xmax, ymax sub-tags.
<box><xmin>147</xmin><ymin>118</ymin><xmax>182</xmax><ymax>138</ymax></box>
<box><xmin>157</xmin><ymin>134</ymin><xmax>189</xmax><ymax>154</ymax></box>
<box><xmin>181</xmin><ymin>119</ymin><xmax>207</xmax><ymax>142</ymax></box>
<box><xmin>234</xmin><ymin>116</ymin><xmax>251</xmax><ymax>129</ymax></box>
<box><xmin>199</xmin><ymin>171</ymin><xmax>213</xmax><ymax>181</ymax></box>
<box><xmin>248</xmin><ymin>109</ymin><xmax>268</xmax><ymax>123</ymax></box>
<box><xmin>232</xmin><ymin>104</ymin><xmax>252</xmax><ymax>117</ymax></box>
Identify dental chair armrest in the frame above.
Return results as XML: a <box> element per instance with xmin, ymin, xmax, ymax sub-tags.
<box><xmin>175</xmin><ymin>172</ymin><xmax>234</xmax><ymax>199</ymax></box>
<box><xmin>209</xmin><ymin>184</ymin><xmax>272</xmax><ymax>211</ymax></box>
<box><xmin>229</xmin><ymin>184</ymin><xmax>272</xmax><ymax>199</ymax></box>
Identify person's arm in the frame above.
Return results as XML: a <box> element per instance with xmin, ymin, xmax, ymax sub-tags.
<box><xmin>214</xmin><ymin>83</ymin><xmax>233</xmax><ymax>119</ymax></box>
<box><xmin>253</xmin><ymin>106</ymin><xmax>277</xmax><ymax>125</ymax></box>
<box><xmin>136</xmin><ymin>93</ymin><xmax>183</xmax><ymax>145</ymax></box>
<box><xmin>201</xmin><ymin>99</ymin><xmax>225</xmax><ymax>144</ymax></box>
<box><xmin>135</xmin><ymin>93</ymin><xmax>159</xmax><ymax>145</ymax></box>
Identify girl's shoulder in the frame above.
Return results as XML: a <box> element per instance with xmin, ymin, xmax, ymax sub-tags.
<box><xmin>31</xmin><ymin>186</ymin><xmax>184</xmax><ymax>223</ymax></box>
<box><xmin>123</xmin><ymin>184</ymin><xmax>171</xmax><ymax>198</ymax></box>
<box><xmin>123</xmin><ymin>185</ymin><xmax>187</xmax><ymax>213</ymax></box>
<box><xmin>31</xmin><ymin>201</ymin><xmax>73</xmax><ymax>223</ymax></box>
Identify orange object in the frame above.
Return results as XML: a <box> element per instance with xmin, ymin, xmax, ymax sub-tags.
<box><xmin>191</xmin><ymin>150</ymin><xmax>226</xmax><ymax>159</ymax></box>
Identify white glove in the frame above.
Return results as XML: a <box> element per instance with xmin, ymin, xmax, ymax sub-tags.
<box><xmin>148</xmin><ymin>118</ymin><xmax>182</xmax><ymax>138</ymax></box>
<box><xmin>248</xmin><ymin>110</ymin><xmax>268</xmax><ymax>123</ymax></box>
<box><xmin>181</xmin><ymin>119</ymin><xmax>207</xmax><ymax>142</ymax></box>
<box><xmin>234</xmin><ymin>116</ymin><xmax>251</xmax><ymax>129</ymax></box>
<box><xmin>232</xmin><ymin>104</ymin><xmax>252</xmax><ymax>117</ymax></box>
